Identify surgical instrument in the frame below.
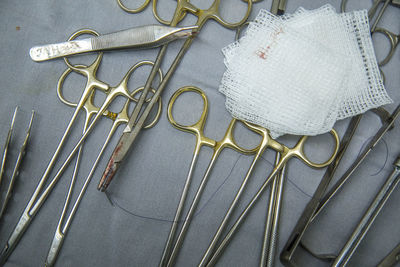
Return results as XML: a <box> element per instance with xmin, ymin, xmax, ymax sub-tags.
<box><xmin>281</xmin><ymin>104</ymin><xmax>400</xmax><ymax>266</ymax></box>
<box><xmin>378</xmin><ymin>242</ymin><xmax>400</xmax><ymax>267</ymax></box>
<box><xmin>280</xmin><ymin>0</ymin><xmax>399</xmax><ymax>261</ymax></box>
<box><xmin>341</xmin><ymin>0</ymin><xmax>400</xmax><ymax>66</ymax></box>
<box><xmin>280</xmin><ymin>115</ymin><xmax>361</xmax><ymax>266</ymax></box>
<box><xmin>313</xmin><ymin>104</ymin><xmax>400</xmax><ymax>220</ymax></box>
<box><xmin>341</xmin><ymin>0</ymin><xmax>399</xmax><ymax>31</ymax></box>
<box><xmin>260</xmin><ymin>163</ymin><xmax>285</xmax><ymax>267</ymax></box>
<box><xmin>0</xmin><ymin>28</ymin><xmax>163</xmax><ymax>264</ymax></box>
<box><xmin>204</xmin><ymin>126</ymin><xmax>340</xmax><ymax>266</ymax></box>
<box><xmin>260</xmin><ymin>2</ymin><xmax>287</xmax><ymax>266</ymax></box>
<box><xmin>0</xmin><ymin>107</ymin><xmax>17</xmax><ymax>192</ymax></box>
<box><xmin>374</xmin><ymin>27</ymin><xmax>399</xmax><ymax>67</ymax></box>
<box><xmin>270</xmin><ymin>0</ymin><xmax>286</xmax><ymax>15</ymax></box>
<box><xmin>29</xmin><ymin>25</ymin><xmax>198</xmax><ymax>62</ymax></box>
<box><xmin>0</xmin><ymin>110</ymin><xmax>35</xmax><ymax>221</ymax></box>
<box><xmin>332</xmin><ymin>154</ymin><xmax>400</xmax><ymax>266</ymax></box>
<box><xmin>162</xmin><ymin>86</ymin><xmax>260</xmax><ymax>267</ymax></box>
<box><xmin>98</xmin><ymin>0</ymin><xmax>254</xmax><ymax>192</ymax></box>
<box><xmin>45</xmin><ymin>62</ymin><xmax>162</xmax><ymax>267</ymax></box>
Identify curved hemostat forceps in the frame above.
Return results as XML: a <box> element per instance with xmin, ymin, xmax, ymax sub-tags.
<box><xmin>202</xmin><ymin>123</ymin><xmax>339</xmax><ymax>266</ymax></box>
<box><xmin>30</xmin><ymin>24</ymin><xmax>198</xmax><ymax>62</ymax></box>
<box><xmin>98</xmin><ymin>0</ymin><xmax>255</xmax><ymax>192</ymax></box>
<box><xmin>0</xmin><ymin>29</ymin><xmax>163</xmax><ymax>265</ymax></box>
<box><xmin>44</xmin><ymin>61</ymin><xmax>162</xmax><ymax>267</ymax></box>
<box><xmin>0</xmin><ymin>108</ymin><xmax>34</xmax><ymax>221</ymax></box>
<box><xmin>160</xmin><ymin>86</ymin><xmax>261</xmax><ymax>267</ymax></box>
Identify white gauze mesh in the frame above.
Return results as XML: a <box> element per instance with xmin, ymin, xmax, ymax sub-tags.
<box><xmin>219</xmin><ymin>5</ymin><xmax>392</xmax><ymax>137</ymax></box>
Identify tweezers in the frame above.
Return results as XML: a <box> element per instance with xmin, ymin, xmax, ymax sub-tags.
<box><xmin>0</xmin><ymin>109</ymin><xmax>35</xmax><ymax>221</ymax></box>
<box><xmin>29</xmin><ymin>24</ymin><xmax>198</xmax><ymax>62</ymax></box>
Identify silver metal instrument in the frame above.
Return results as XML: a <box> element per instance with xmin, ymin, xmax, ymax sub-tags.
<box><xmin>0</xmin><ymin>107</ymin><xmax>18</xmax><ymax>192</ymax></box>
<box><xmin>332</xmin><ymin>155</ymin><xmax>400</xmax><ymax>266</ymax></box>
<box><xmin>30</xmin><ymin>25</ymin><xmax>198</xmax><ymax>62</ymax></box>
<box><xmin>0</xmin><ymin>108</ymin><xmax>34</xmax><ymax>222</ymax></box>
<box><xmin>260</xmin><ymin>159</ymin><xmax>286</xmax><ymax>267</ymax></box>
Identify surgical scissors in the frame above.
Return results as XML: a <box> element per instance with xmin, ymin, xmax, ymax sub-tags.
<box><xmin>203</xmin><ymin>123</ymin><xmax>339</xmax><ymax>266</ymax></box>
<box><xmin>161</xmin><ymin>86</ymin><xmax>259</xmax><ymax>267</ymax></box>
<box><xmin>0</xmin><ymin>28</ymin><xmax>163</xmax><ymax>264</ymax></box>
<box><xmin>44</xmin><ymin>62</ymin><xmax>162</xmax><ymax>267</ymax></box>
<box><xmin>99</xmin><ymin>0</ymin><xmax>254</xmax><ymax>191</ymax></box>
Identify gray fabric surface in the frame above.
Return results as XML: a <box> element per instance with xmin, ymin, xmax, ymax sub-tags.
<box><xmin>0</xmin><ymin>0</ymin><xmax>399</xmax><ymax>266</ymax></box>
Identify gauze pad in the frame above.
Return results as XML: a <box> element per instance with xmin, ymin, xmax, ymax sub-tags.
<box><xmin>219</xmin><ymin>5</ymin><xmax>392</xmax><ymax>137</ymax></box>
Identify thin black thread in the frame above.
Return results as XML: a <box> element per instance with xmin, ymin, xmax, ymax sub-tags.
<box><xmin>357</xmin><ymin>136</ymin><xmax>389</xmax><ymax>176</ymax></box>
<box><xmin>105</xmin><ymin>154</ymin><xmax>245</xmax><ymax>223</ymax></box>
<box><xmin>259</xmin><ymin>155</ymin><xmax>314</xmax><ymax>199</ymax></box>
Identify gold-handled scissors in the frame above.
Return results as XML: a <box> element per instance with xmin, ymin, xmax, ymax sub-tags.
<box><xmin>0</xmin><ymin>28</ymin><xmax>163</xmax><ymax>264</ymax></box>
<box><xmin>160</xmin><ymin>86</ymin><xmax>260</xmax><ymax>267</ymax></box>
<box><xmin>205</xmin><ymin>123</ymin><xmax>339</xmax><ymax>266</ymax></box>
<box><xmin>99</xmin><ymin>0</ymin><xmax>255</xmax><ymax>191</ymax></box>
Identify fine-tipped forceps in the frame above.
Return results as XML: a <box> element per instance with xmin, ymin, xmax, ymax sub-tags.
<box><xmin>378</xmin><ymin>242</ymin><xmax>400</xmax><ymax>267</ymax></box>
<box><xmin>0</xmin><ymin>28</ymin><xmax>163</xmax><ymax>264</ymax></box>
<box><xmin>0</xmin><ymin>107</ymin><xmax>18</xmax><ymax>191</ymax></box>
<box><xmin>281</xmin><ymin>104</ymin><xmax>400</xmax><ymax>266</ymax></box>
<box><xmin>98</xmin><ymin>0</ymin><xmax>254</xmax><ymax>191</ymax></box>
<box><xmin>0</xmin><ymin>108</ymin><xmax>34</xmax><ymax>221</ymax></box>
<box><xmin>203</xmin><ymin>123</ymin><xmax>340</xmax><ymax>266</ymax></box>
<box><xmin>332</xmin><ymin>154</ymin><xmax>400</xmax><ymax>266</ymax></box>
<box><xmin>160</xmin><ymin>86</ymin><xmax>260</xmax><ymax>267</ymax></box>
<box><xmin>45</xmin><ymin>62</ymin><xmax>162</xmax><ymax>267</ymax></box>
<box><xmin>30</xmin><ymin>25</ymin><xmax>198</xmax><ymax>62</ymax></box>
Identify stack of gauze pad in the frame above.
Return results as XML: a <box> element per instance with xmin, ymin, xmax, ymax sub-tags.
<box><xmin>219</xmin><ymin>5</ymin><xmax>392</xmax><ymax>137</ymax></box>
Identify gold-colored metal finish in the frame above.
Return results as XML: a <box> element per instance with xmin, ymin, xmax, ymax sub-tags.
<box><xmin>168</xmin><ymin>86</ymin><xmax>217</xmax><ymax>149</ymax></box>
<box><xmin>205</xmin><ymin>124</ymin><xmax>340</xmax><ymax>266</ymax></box>
<box><xmin>100</xmin><ymin>0</ymin><xmax>255</xmax><ymax>191</ymax></box>
<box><xmin>46</xmin><ymin>69</ymin><xmax>162</xmax><ymax>267</ymax></box>
<box><xmin>243</xmin><ymin>122</ymin><xmax>340</xmax><ymax>169</ymax></box>
<box><xmin>0</xmin><ymin>27</ymin><xmax>164</xmax><ymax>265</ymax></box>
<box><xmin>164</xmin><ymin>87</ymin><xmax>340</xmax><ymax>266</ymax></box>
<box><xmin>116</xmin><ymin>0</ymin><xmax>151</xmax><ymax>13</ymax></box>
<box><xmin>160</xmin><ymin>86</ymin><xmax>261</xmax><ymax>267</ymax></box>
